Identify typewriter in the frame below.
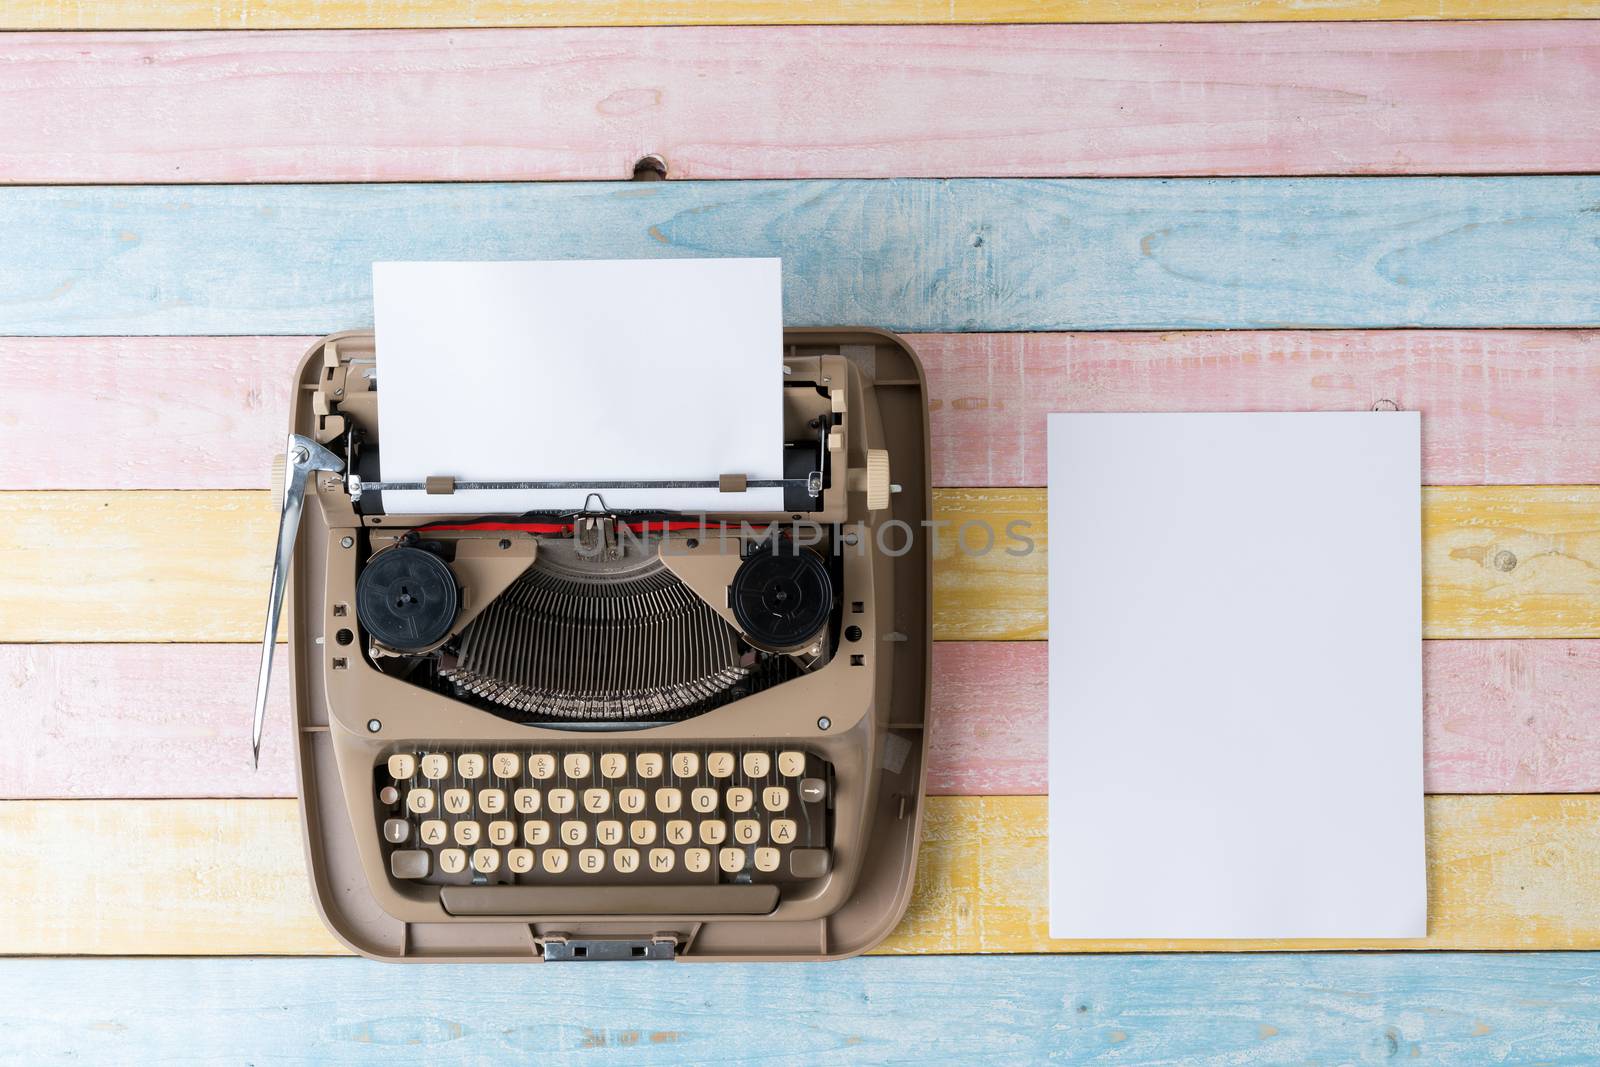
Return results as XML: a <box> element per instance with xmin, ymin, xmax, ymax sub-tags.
<box><xmin>254</xmin><ymin>328</ymin><xmax>931</xmax><ymax>962</ymax></box>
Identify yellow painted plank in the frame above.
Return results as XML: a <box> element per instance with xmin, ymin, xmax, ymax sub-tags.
<box><xmin>1</xmin><ymin>488</ymin><xmax>1596</xmax><ymax>642</ymax></box>
<box><xmin>2</xmin><ymin>795</ymin><xmax>1597</xmax><ymax>955</ymax></box>
<box><xmin>4</xmin><ymin>0</ymin><xmax>1597</xmax><ymax>28</ymax></box>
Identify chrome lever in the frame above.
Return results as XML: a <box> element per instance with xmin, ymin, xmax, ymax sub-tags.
<box><xmin>253</xmin><ymin>433</ymin><xmax>344</xmax><ymax>768</ymax></box>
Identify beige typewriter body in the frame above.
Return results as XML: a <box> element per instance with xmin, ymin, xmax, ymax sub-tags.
<box><xmin>276</xmin><ymin>328</ymin><xmax>931</xmax><ymax>962</ymax></box>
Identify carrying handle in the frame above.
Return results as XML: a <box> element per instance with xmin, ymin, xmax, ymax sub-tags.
<box><xmin>253</xmin><ymin>433</ymin><xmax>344</xmax><ymax>768</ymax></box>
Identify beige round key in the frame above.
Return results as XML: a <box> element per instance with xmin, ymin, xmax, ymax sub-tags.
<box><xmin>691</xmin><ymin>787</ymin><xmax>718</xmax><ymax>814</ymax></box>
<box><xmin>777</xmin><ymin>751</ymin><xmax>806</xmax><ymax>778</ymax></box>
<box><xmin>671</xmin><ymin>752</ymin><xmax>700</xmax><ymax>779</ymax></box>
<box><xmin>684</xmin><ymin>848</ymin><xmax>711</xmax><ymax>873</ymax></box>
<box><xmin>387</xmin><ymin>754</ymin><xmax>417</xmax><ymax>779</ymax></box>
<box><xmin>507</xmin><ymin>848</ymin><xmax>534</xmax><ymax>874</ymax></box>
<box><xmin>665</xmin><ymin>820</ymin><xmax>693</xmax><ymax>846</ymax></box>
<box><xmin>472</xmin><ymin>848</ymin><xmax>500</xmax><ymax>874</ymax></box>
<box><xmin>583</xmin><ymin>788</ymin><xmax>611</xmax><ymax>814</ymax></box>
<box><xmin>548</xmin><ymin>789</ymin><xmax>576</xmax><ymax>814</ymax></box>
<box><xmin>478</xmin><ymin>789</ymin><xmax>507</xmax><ymax>815</ymax></box>
<box><xmin>754</xmin><ymin>847</ymin><xmax>781</xmax><ymax>873</ymax></box>
<box><xmin>726</xmin><ymin>787</ymin><xmax>754</xmax><ymax>813</ymax></box>
<box><xmin>734</xmin><ymin>819</ymin><xmax>761</xmax><ymax>845</ymax></box>
<box><xmin>513</xmin><ymin>788</ymin><xmax>542</xmax><ymax>814</ymax></box>
<box><xmin>619</xmin><ymin>788</ymin><xmax>646</xmax><ymax>814</ymax></box>
<box><xmin>443</xmin><ymin>789</ymin><xmax>471</xmax><ymax>815</ymax></box>
<box><xmin>457</xmin><ymin>753</ymin><xmax>485</xmax><ymax>780</ymax></box>
<box><xmin>596</xmin><ymin>820</ymin><xmax>624</xmax><ymax>846</ymax></box>
<box><xmin>655</xmin><ymin>788</ymin><xmax>683</xmax><ymax>814</ymax></box>
<box><xmin>613</xmin><ymin>848</ymin><xmax>641</xmax><ymax>874</ymax></box>
<box><xmin>635</xmin><ymin>753</ymin><xmax>664</xmax><ymax>779</ymax></box>
<box><xmin>599</xmin><ymin>752</ymin><xmax>627</xmax><ymax>779</ymax></box>
<box><xmin>699</xmin><ymin>820</ymin><xmax>727</xmax><ymax>845</ymax></box>
<box><xmin>707</xmin><ymin>752</ymin><xmax>735</xmax><ymax>778</ymax></box>
<box><xmin>578</xmin><ymin>848</ymin><xmax>605</xmax><ymax>874</ymax></box>
<box><xmin>719</xmin><ymin>847</ymin><xmax>746</xmax><ymax>874</ymax></box>
<box><xmin>420</xmin><ymin>819</ymin><xmax>447</xmax><ymax>845</ymax></box>
<box><xmin>420</xmin><ymin>754</ymin><xmax>450</xmax><ymax>780</ymax></box>
<box><xmin>770</xmin><ymin>819</ymin><xmax>797</xmax><ymax>844</ymax></box>
<box><xmin>762</xmin><ymin>786</ymin><xmax>790</xmax><ymax>812</ymax></box>
<box><xmin>649</xmin><ymin>848</ymin><xmax>675</xmax><ymax>873</ymax></box>
<box><xmin>560</xmin><ymin>820</ymin><xmax>588</xmax><ymax>846</ymax></box>
<box><xmin>630</xmin><ymin>820</ymin><xmax>657</xmax><ymax>846</ymax></box>
<box><xmin>406</xmin><ymin>788</ymin><xmax>435</xmax><ymax>814</ymax></box>
<box><xmin>563</xmin><ymin>753</ymin><xmax>592</xmax><ymax>778</ymax></box>
<box><xmin>523</xmin><ymin>819</ymin><xmax>551</xmax><ymax>845</ymax></box>
<box><xmin>439</xmin><ymin>848</ymin><xmax>466</xmax><ymax>874</ymax></box>
<box><xmin>542</xmin><ymin>848</ymin><xmax>569</xmax><ymax>874</ymax></box>
<box><xmin>529</xmin><ymin>754</ymin><xmax>556</xmax><ymax>780</ymax></box>
<box><xmin>492</xmin><ymin>752</ymin><xmax>521</xmax><ymax>779</ymax></box>
<box><xmin>488</xmin><ymin>820</ymin><xmax>516</xmax><ymax>846</ymax></box>
<box><xmin>454</xmin><ymin>821</ymin><xmax>481</xmax><ymax>846</ymax></box>
<box><xmin>742</xmin><ymin>752</ymin><xmax>771</xmax><ymax>778</ymax></box>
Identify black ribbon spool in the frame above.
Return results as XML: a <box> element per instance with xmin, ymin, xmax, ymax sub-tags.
<box><xmin>356</xmin><ymin>546</ymin><xmax>459</xmax><ymax>652</ymax></box>
<box><xmin>730</xmin><ymin>544</ymin><xmax>833</xmax><ymax>652</ymax></box>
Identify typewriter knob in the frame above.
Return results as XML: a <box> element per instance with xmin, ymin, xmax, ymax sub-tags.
<box><xmin>846</xmin><ymin>448</ymin><xmax>892</xmax><ymax>512</ymax></box>
<box><xmin>356</xmin><ymin>545</ymin><xmax>459</xmax><ymax>652</ymax></box>
<box><xmin>730</xmin><ymin>545</ymin><xmax>834</xmax><ymax>653</ymax></box>
<box><xmin>269</xmin><ymin>452</ymin><xmax>287</xmax><ymax>513</ymax></box>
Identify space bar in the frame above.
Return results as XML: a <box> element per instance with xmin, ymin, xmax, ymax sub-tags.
<box><xmin>439</xmin><ymin>884</ymin><xmax>779</xmax><ymax>916</ymax></box>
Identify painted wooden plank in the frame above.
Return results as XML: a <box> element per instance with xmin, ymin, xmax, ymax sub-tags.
<box><xmin>7</xmin><ymin>331</ymin><xmax>1599</xmax><ymax>491</ymax></box>
<box><xmin>9</xmin><ymin>955</ymin><xmax>1600</xmax><ymax>1066</ymax></box>
<box><xmin>2</xmin><ymin>487</ymin><xmax>1595</xmax><ymax>643</ymax></box>
<box><xmin>4</xmin><ymin>795</ymin><xmax>1598</xmax><ymax>955</ymax></box>
<box><xmin>6</xmin><ymin>25</ymin><xmax>1600</xmax><ymax>183</ymax></box>
<box><xmin>9</xmin><ymin>639</ymin><xmax>1594</xmax><ymax>799</ymax></box>
<box><xmin>4</xmin><ymin>179</ymin><xmax>1600</xmax><ymax>335</ymax></box>
<box><xmin>926</xmin><ymin>486</ymin><xmax>1600</xmax><ymax>642</ymax></box>
<box><xmin>6</xmin><ymin>0</ymin><xmax>1600</xmax><ymax>29</ymax></box>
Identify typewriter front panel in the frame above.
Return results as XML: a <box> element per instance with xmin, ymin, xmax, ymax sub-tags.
<box><xmin>284</xmin><ymin>330</ymin><xmax>930</xmax><ymax>962</ymax></box>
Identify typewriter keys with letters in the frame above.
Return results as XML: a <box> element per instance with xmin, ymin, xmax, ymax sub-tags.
<box><xmin>259</xmin><ymin>329</ymin><xmax>931</xmax><ymax>962</ymax></box>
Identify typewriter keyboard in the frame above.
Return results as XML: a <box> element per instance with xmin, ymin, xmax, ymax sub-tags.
<box><xmin>377</xmin><ymin>746</ymin><xmax>833</xmax><ymax>910</ymax></box>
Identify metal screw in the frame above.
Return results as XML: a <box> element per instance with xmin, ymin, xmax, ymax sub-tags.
<box><xmin>340</xmin><ymin>536</ymin><xmax>354</xmax><ymax>549</ymax></box>
<box><xmin>367</xmin><ymin>718</ymin><xmax>382</xmax><ymax>733</ymax></box>
<box><xmin>1494</xmin><ymin>550</ymin><xmax>1518</xmax><ymax>572</ymax></box>
<box><xmin>290</xmin><ymin>445</ymin><xmax>309</xmax><ymax>464</ymax></box>
<box><xmin>333</xmin><ymin>388</ymin><xmax>344</xmax><ymax>397</ymax></box>
<box><xmin>817</xmin><ymin>716</ymin><xmax>831</xmax><ymax>731</ymax></box>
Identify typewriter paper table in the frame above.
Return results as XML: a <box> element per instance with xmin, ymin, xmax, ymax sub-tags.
<box><xmin>3</xmin><ymin>11</ymin><xmax>1600</xmax><ymax>1064</ymax></box>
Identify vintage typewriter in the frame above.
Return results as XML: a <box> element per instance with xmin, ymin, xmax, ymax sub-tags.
<box><xmin>253</xmin><ymin>328</ymin><xmax>930</xmax><ymax>962</ymax></box>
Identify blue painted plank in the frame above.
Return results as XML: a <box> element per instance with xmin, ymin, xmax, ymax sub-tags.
<box><xmin>1</xmin><ymin>178</ymin><xmax>1598</xmax><ymax>335</ymax></box>
<box><xmin>3</xmin><ymin>954</ymin><xmax>1600</xmax><ymax>1065</ymax></box>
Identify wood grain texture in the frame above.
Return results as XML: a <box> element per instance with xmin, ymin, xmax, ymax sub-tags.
<box><xmin>9</xmin><ymin>639</ymin><xmax>1594</xmax><ymax>799</ymax></box>
<box><xmin>6</xmin><ymin>25</ymin><xmax>1600</xmax><ymax>182</ymax></box>
<box><xmin>6</xmin><ymin>0</ymin><xmax>1599</xmax><ymax>28</ymax></box>
<box><xmin>5</xmin><ymin>795</ymin><xmax>1599</xmax><ymax>955</ymax></box>
<box><xmin>10</xmin><ymin>955</ymin><xmax>1600</xmax><ymax>1066</ymax></box>
<box><xmin>930</xmin><ymin>486</ymin><xmax>1600</xmax><ymax>642</ymax></box>
<box><xmin>2</xmin><ymin>488</ymin><xmax>1595</xmax><ymax>643</ymax></box>
<box><xmin>5</xmin><ymin>179</ymin><xmax>1600</xmax><ymax>335</ymax></box>
<box><xmin>7</xmin><ymin>331</ymin><xmax>1599</xmax><ymax>491</ymax></box>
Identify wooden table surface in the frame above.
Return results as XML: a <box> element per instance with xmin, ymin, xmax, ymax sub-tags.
<box><xmin>1</xmin><ymin>6</ymin><xmax>1599</xmax><ymax>1063</ymax></box>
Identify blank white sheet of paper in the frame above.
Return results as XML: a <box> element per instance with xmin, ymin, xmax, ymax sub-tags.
<box><xmin>373</xmin><ymin>258</ymin><xmax>784</xmax><ymax>514</ymax></box>
<box><xmin>1047</xmin><ymin>412</ymin><xmax>1425</xmax><ymax>940</ymax></box>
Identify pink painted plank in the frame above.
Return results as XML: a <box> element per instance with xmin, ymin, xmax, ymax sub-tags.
<box><xmin>4</xmin><ymin>641</ymin><xmax>1597</xmax><ymax>798</ymax></box>
<box><xmin>921</xmin><ymin>331</ymin><xmax>1600</xmax><ymax>488</ymax></box>
<box><xmin>4</xmin><ymin>332</ymin><xmax>1599</xmax><ymax>490</ymax></box>
<box><xmin>2</xmin><ymin>24</ymin><xmax>1599</xmax><ymax>182</ymax></box>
